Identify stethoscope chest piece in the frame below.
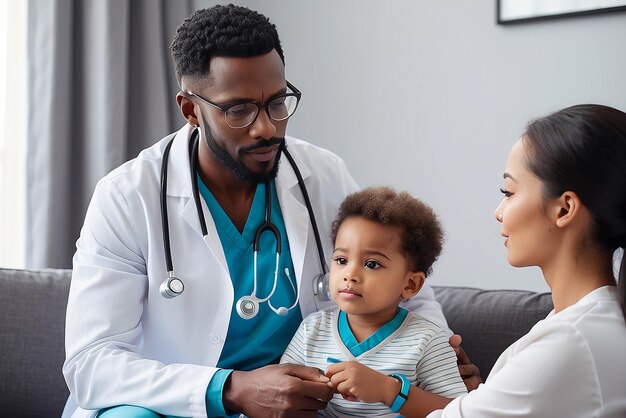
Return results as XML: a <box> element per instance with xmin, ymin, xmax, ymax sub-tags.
<box><xmin>236</xmin><ymin>296</ymin><xmax>260</xmax><ymax>319</ymax></box>
<box><xmin>314</xmin><ymin>272</ymin><xmax>332</xmax><ymax>302</ymax></box>
<box><xmin>160</xmin><ymin>275</ymin><xmax>185</xmax><ymax>299</ymax></box>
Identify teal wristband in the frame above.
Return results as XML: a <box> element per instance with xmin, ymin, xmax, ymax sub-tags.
<box><xmin>389</xmin><ymin>373</ymin><xmax>410</xmax><ymax>413</ymax></box>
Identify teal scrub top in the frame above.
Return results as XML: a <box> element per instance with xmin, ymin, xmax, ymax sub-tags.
<box><xmin>198</xmin><ymin>178</ymin><xmax>303</xmax><ymax>417</ymax></box>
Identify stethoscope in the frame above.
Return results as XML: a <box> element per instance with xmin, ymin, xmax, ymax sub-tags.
<box><xmin>158</xmin><ymin>128</ymin><xmax>332</xmax><ymax>319</ymax></box>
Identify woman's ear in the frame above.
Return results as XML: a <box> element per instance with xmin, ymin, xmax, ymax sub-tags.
<box><xmin>554</xmin><ymin>191</ymin><xmax>582</xmax><ymax>228</ymax></box>
<box><xmin>402</xmin><ymin>271</ymin><xmax>425</xmax><ymax>300</ymax></box>
<box><xmin>176</xmin><ymin>92</ymin><xmax>199</xmax><ymax>128</ymax></box>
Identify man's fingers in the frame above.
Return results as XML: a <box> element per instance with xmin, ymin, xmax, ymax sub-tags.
<box><xmin>285</xmin><ymin>363</ymin><xmax>330</xmax><ymax>383</ymax></box>
<box><xmin>458</xmin><ymin>364</ymin><xmax>480</xmax><ymax>378</ymax></box>
<box><xmin>285</xmin><ymin>411</ymin><xmax>318</xmax><ymax>418</ymax></box>
<box><xmin>449</xmin><ymin>334</ymin><xmax>462</xmax><ymax>348</ymax></box>
<box><xmin>462</xmin><ymin>375</ymin><xmax>482</xmax><ymax>392</ymax></box>
<box><xmin>230</xmin><ymin>365</ymin><xmax>335</xmax><ymax>417</ymax></box>
<box><xmin>449</xmin><ymin>334</ymin><xmax>462</xmax><ymax>355</ymax></box>
<box><xmin>448</xmin><ymin>339</ymin><xmax>482</xmax><ymax>392</ymax></box>
<box><xmin>299</xmin><ymin>379</ymin><xmax>334</xmax><ymax>402</ymax></box>
<box><xmin>459</xmin><ymin>363</ymin><xmax>483</xmax><ymax>392</ymax></box>
<box><xmin>291</xmin><ymin>393</ymin><xmax>332</xmax><ymax>411</ymax></box>
<box><xmin>459</xmin><ymin>364</ymin><xmax>480</xmax><ymax>379</ymax></box>
<box><xmin>455</xmin><ymin>345</ymin><xmax>472</xmax><ymax>366</ymax></box>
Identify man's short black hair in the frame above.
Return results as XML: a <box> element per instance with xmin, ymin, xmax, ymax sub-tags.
<box><xmin>171</xmin><ymin>4</ymin><xmax>285</xmax><ymax>85</ymax></box>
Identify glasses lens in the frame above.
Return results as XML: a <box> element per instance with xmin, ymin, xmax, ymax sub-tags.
<box><xmin>268</xmin><ymin>95</ymin><xmax>299</xmax><ymax>121</ymax></box>
<box><xmin>225</xmin><ymin>103</ymin><xmax>259</xmax><ymax>128</ymax></box>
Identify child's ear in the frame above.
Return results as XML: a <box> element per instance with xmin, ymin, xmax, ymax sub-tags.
<box><xmin>402</xmin><ymin>271</ymin><xmax>425</xmax><ymax>300</ymax></box>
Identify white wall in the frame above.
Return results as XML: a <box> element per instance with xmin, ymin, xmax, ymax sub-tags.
<box><xmin>237</xmin><ymin>1</ymin><xmax>626</xmax><ymax>292</ymax></box>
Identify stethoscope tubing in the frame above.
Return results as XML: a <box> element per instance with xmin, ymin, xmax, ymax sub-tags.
<box><xmin>159</xmin><ymin>128</ymin><xmax>330</xmax><ymax>307</ymax></box>
<box><xmin>281</xmin><ymin>146</ymin><xmax>329</xmax><ymax>278</ymax></box>
<box><xmin>190</xmin><ymin>131</ymin><xmax>209</xmax><ymax>236</ymax></box>
<box><xmin>160</xmin><ymin>137</ymin><xmax>176</xmax><ymax>274</ymax></box>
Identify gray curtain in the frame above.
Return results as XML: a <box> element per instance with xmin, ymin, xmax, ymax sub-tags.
<box><xmin>26</xmin><ymin>0</ymin><xmax>210</xmax><ymax>268</ymax></box>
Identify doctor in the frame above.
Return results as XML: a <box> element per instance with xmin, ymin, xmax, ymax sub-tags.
<box><xmin>62</xmin><ymin>5</ymin><xmax>476</xmax><ymax>418</ymax></box>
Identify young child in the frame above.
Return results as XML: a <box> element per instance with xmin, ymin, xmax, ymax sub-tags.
<box><xmin>281</xmin><ymin>186</ymin><xmax>466</xmax><ymax>417</ymax></box>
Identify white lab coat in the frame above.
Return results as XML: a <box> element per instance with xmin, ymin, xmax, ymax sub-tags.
<box><xmin>62</xmin><ymin>124</ymin><xmax>449</xmax><ymax>418</ymax></box>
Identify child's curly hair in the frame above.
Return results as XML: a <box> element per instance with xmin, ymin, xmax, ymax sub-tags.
<box><xmin>331</xmin><ymin>186</ymin><xmax>444</xmax><ymax>276</ymax></box>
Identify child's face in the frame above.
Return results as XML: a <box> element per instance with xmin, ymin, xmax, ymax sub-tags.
<box><xmin>330</xmin><ymin>216</ymin><xmax>424</xmax><ymax>319</ymax></box>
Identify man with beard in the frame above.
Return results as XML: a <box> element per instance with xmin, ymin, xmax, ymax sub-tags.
<box><xmin>62</xmin><ymin>5</ymin><xmax>478</xmax><ymax>418</ymax></box>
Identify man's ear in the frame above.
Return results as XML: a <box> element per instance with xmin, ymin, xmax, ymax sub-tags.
<box><xmin>402</xmin><ymin>271</ymin><xmax>425</xmax><ymax>300</ymax></box>
<box><xmin>176</xmin><ymin>92</ymin><xmax>199</xmax><ymax>128</ymax></box>
<box><xmin>553</xmin><ymin>191</ymin><xmax>582</xmax><ymax>229</ymax></box>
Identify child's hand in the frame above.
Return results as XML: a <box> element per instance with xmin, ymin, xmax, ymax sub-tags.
<box><xmin>325</xmin><ymin>361</ymin><xmax>400</xmax><ymax>406</ymax></box>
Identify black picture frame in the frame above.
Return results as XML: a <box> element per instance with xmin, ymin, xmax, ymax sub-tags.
<box><xmin>497</xmin><ymin>0</ymin><xmax>626</xmax><ymax>24</ymax></box>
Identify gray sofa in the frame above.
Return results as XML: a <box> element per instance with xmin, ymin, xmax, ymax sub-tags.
<box><xmin>0</xmin><ymin>268</ymin><xmax>553</xmax><ymax>418</ymax></box>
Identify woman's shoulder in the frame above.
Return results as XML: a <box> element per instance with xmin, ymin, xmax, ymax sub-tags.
<box><xmin>496</xmin><ymin>292</ymin><xmax>626</xmax><ymax>387</ymax></box>
<box><xmin>483</xmin><ymin>296</ymin><xmax>626</xmax><ymax>416</ymax></box>
<box><xmin>546</xmin><ymin>286</ymin><xmax>626</xmax><ymax>345</ymax></box>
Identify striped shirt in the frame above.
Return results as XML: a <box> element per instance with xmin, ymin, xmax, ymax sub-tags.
<box><xmin>281</xmin><ymin>307</ymin><xmax>467</xmax><ymax>418</ymax></box>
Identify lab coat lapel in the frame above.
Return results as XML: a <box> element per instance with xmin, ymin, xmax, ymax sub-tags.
<box><xmin>179</xmin><ymin>198</ymin><xmax>229</xmax><ymax>275</ymax></box>
<box><xmin>276</xmin><ymin>143</ymin><xmax>311</xmax><ymax>304</ymax></box>
<box><xmin>165</xmin><ymin>125</ymin><xmax>193</xmax><ymax>198</ymax></box>
<box><xmin>167</xmin><ymin>124</ymin><xmax>229</xmax><ymax>274</ymax></box>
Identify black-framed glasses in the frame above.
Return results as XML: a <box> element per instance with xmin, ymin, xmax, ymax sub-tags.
<box><xmin>188</xmin><ymin>81</ymin><xmax>302</xmax><ymax>129</ymax></box>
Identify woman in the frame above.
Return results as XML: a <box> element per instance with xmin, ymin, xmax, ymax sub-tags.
<box><xmin>340</xmin><ymin>105</ymin><xmax>626</xmax><ymax>417</ymax></box>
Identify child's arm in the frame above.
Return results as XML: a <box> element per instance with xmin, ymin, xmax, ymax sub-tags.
<box><xmin>415</xmin><ymin>331</ymin><xmax>467</xmax><ymax>398</ymax></box>
<box><xmin>325</xmin><ymin>361</ymin><xmax>452</xmax><ymax>417</ymax></box>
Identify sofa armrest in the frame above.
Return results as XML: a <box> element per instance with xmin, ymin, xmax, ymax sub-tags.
<box><xmin>0</xmin><ymin>268</ymin><xmax>72</xmax><ymax>417</ymax></box>
<box><xmin>433</xmin><ymin>286</ymin><xmax>553</xmax><ymax>381</ymax></box>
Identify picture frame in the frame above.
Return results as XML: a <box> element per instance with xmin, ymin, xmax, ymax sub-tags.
<box><xmin>497</xmin><ymin>0</ymin><xmax>626</xmax><ymax>24</ymax></box>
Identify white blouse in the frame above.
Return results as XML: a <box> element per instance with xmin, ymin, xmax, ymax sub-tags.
<box><xmin>428</xmin><ymin>286</ymin><xmax>626</xmax><ymax>418</ymax></box>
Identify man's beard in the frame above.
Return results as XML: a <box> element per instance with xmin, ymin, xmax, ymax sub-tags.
<box><xmin>201</xmin><ymin>120</ymin><xmax>283</xmax><ymax>183</ymax></box>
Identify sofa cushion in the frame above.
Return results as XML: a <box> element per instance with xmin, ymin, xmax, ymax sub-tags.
<box><xmin>0</xmin><ymin>268</ymin><xmax>71</xmax><ymax>417</ymax></box>
<box><xmin>0</xmin><ymin>269</ymin><xmax>553</xmax><ymax>416</ymax></box>
<box><xmin>433</xmin><ymin>285</ymin><xmax>553</xmax><ymax>381</ymax></box>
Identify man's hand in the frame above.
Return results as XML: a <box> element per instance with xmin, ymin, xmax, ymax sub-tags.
<box><xmin>449</xmin><ymin>334</ymin><xmax>482</xmax><ymax>392</ymax></box>
<box><xmin>223</xmin><ymin>363</ymin><xmax>334</xmax><ymax>418</ymax></box>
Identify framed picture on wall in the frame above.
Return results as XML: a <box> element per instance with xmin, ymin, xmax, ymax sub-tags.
<box><xmin>497</xmin><ymin>0</ymin><xmax>626</xmax><ymax>24</ymax></box>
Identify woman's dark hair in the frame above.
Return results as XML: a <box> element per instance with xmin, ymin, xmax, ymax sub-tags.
<box><xmin>523</xmin><ymin>104</ymin><xmax>626</xmax><ymax>320</ymax></box>
<box><xmin>331</xmin><ymin>186</ymin><xmax>444</xmax><ymax>276</ymax></box>
<box><xmin>170</xmin><ymin>4</ymin><xmax>284</xmax><ymax>84</ymax></box>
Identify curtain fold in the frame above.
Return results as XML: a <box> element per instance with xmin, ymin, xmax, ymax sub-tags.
<box><xmin>26</xmin><ymin>0</ymin><xmax>205</xmax><ymax>268</ymax></box>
